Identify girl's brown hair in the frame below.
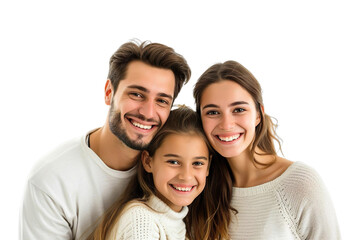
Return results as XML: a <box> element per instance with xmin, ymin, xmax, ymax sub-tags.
<box><xmin>193</xmin><ymin>60</ymin><xmax>282</xmax><ymax>166</ymax></box>
<box><xmin>87</xmin><ymin>106</ymin><xmax>231</xmax><ymax>240</ymax></box>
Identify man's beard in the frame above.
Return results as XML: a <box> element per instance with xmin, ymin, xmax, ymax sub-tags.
<box><xmin>108</xmin><ymin>103</ymin><xmax>150</xmax><ymax>151</ymax></box>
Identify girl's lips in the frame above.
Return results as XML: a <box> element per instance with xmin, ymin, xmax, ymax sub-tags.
<box><xmin>169</xmin><ymin>184</ymin><xmax>195</xmax><ymax>192</ymax></box>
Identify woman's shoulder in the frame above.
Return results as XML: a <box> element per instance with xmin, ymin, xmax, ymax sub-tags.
<box><xmin>281</xmin><ymin>161</ymin><xmax>322</xmax><ymax>183</ymax></box>
<box><xmin>278</xmin><ymin>161</ymin><xmax>329</xmax><ymax>200</ymax></box>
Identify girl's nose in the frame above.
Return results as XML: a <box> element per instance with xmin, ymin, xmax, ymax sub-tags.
<box><xmin>178</xmin><ymin>165</ymin><xmax>192</xmax><ymax>181</ymax></box>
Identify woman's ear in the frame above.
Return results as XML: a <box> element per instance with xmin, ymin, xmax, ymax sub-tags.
<box><xmin>256</xmin><ymin>105</ymin><xmax>265</xmax><ymax>126</ymax></box>
<box><xmin>142</xmin><ymin>150</ymin><xmax>153</xmax><ymax>173</ymax></box>
<box><xmin>104</xmin><ymin>79</ymin><xmax>113</xmax><ymax>106</ymax></box>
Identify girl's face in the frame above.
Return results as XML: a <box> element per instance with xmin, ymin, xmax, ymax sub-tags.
<box><xmin>199</xmin><ymin>80</ymin><xmax>261</xmax><ymax>159</ymax></box>
<box><xmin>142</xmin><ymin>133</ymin><xmax>209</xmax><ymax>212</ymax></box>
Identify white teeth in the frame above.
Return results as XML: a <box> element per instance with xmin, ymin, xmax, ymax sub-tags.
<box><xmin>218</xmin><ymin>134</ymin><xmax>240</xmax><ymax>142</ymax></box>
<box><xmin>132</xmin><ymin>121</ymin><xmax>152</xmax><ymax>130</ymax></box>
<box><xmin>172</xmin><ymin>185</ymin><xmax>192</xmax><ymax>192</ymax></box>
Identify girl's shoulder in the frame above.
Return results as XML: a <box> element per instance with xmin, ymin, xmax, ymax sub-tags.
<box><xmin>112</xmin><ymin>201</ymin><xmax>160</xmax><ymax>239</ymax></box>
<box><xmin>122</xmin><ymin>200</ymin><xmax>156</xmax><ymax>218</ymax></box>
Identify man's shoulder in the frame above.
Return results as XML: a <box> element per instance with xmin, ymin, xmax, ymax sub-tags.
<box><xmin>27</xmin><ymin>135</ymin><xmax>89</xmax><ymax>189</ymax></box>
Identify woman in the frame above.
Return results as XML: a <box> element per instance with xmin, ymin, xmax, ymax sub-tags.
<box><xmin>194</xmin><ymin>61</ymin><xmax>341</xmax><ymax>239</ymax></box>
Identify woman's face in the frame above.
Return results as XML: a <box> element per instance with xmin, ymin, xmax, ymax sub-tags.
<box><xmin>199</xmin><ymin>80</ymin><xmax>261</xmax><ymax>159</ymax></box>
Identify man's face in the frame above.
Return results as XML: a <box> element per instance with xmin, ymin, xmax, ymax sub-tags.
<box><xmin>108</xmin><ymin>60</ymin><xmax>175</xmax><ymax>150</ymax></box>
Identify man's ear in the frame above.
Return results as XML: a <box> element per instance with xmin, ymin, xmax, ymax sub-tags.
<box><xmin>256</xmin><ymin>105</ymin><xmax>264</xmax><ymax>126</ymax></box>
<box><xmin>142</xmin><ymin>150</ymin><xmax>153</xmax><ymax>173</ymax></box>
<box><xmin>105</xmin><ymin>79</ymin><xmax>113</xmax><ymax>106</ymax></box>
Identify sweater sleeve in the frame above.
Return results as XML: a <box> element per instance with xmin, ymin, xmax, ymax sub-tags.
<box><xmin>20</xmin><ymin>182</ymin><xmax>72</xmax><ymax>240</ymax></box>
<box><xmin>282</xmin><ymin>164</ymin><xmax>341</xmax><ymax>240</ymax></box>
<box><xmin>112</xmin><ymin>205</ymin><xmax>161</xmax><ymax>240</ymax></box>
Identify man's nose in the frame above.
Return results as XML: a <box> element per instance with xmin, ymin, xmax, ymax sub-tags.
<box><xmin>139</xmin><ymin>99</ymin><xmax>156</xmax><ymax>120</ymax></box>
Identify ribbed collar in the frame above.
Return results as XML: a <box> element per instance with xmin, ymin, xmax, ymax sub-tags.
<box><xmin>232</xmin><ymin>161</ymin><xmax>303</xmax><ymax>197</ymax></box>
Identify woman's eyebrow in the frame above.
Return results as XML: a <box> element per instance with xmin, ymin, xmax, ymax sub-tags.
<box><xmin>202</xmin><ymin>104</ymin><xmax>219</xmax><ymax>110</ymax></box>
<box><xmin>202</xmin><ymin>101</ymin><xmax>249</xmax><ymax>110</ymax></box>
<box><xmin>229</xmin><ymin>101</ymin><xmax>249</xmax><ymax>107</ymax></box>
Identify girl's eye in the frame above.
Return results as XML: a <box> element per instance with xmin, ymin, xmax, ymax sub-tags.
<box><xmin>167</xmin><ymin>160</ymin><xmax>179</xmax><ymax>165</ymax></box>
<box><xmin>193</xmin><ymin>161</ymin><xmax>205</xmax><ymax>166</ymax></box>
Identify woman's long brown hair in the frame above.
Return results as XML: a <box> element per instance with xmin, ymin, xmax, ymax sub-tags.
<box><xmin>86</xmin><ymin>106</ymin><xmax>232</xmax><ymax>240</ymax></box>
<box><xmin>192</xmin><ymin>61</ymin><xmax>283</xmax><ymax>239</ymax></box>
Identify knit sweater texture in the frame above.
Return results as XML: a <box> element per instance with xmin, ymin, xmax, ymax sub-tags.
<box><xmin>109</xmin><ymin>195</ymin><xmax>188</xmax><ymax>240</ymax></box>
<box><xmin>228</xmin><ymin>161</ymin><xmax>341</xmax><ymax>240</ymax></box>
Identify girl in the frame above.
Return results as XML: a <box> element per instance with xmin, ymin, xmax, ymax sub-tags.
<box><xmin>87</xmin><ymin>106</ymin><xmax>230</xmax><ymax>240</ymax></box>
<box><xmin>194</xmin><ymin>61</ymin><xmax>341</xmax><ymax>239</ymax></box>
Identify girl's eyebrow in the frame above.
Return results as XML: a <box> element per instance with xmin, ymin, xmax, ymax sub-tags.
<box><xmin>164</xmin><ymin>154</ymin><xmax>180</xmax><ymax>158</ymax></box>
<box><xmin>164</xmin><ymin>154</ymin><xmax>208</xmax><ymax>160</ymax></box>
<box><xmin>202</xmin><ymin>101</ymin><xmax>249</xmax><ymax>110</ymax></box>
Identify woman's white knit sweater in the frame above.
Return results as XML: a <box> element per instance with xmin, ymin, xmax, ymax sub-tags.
<box><xmin>228</xmin><ymin>161</ymin><xmax>341</xmax><ymax>239</ymax></box>
<box><xmin>109</xmin><ymin>195</ymin><xmax>188</xmax><ymax>240</ymax></box>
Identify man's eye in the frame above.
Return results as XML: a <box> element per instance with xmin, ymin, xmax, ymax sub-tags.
<box><xmin>130</xmin><ymin>92</ymin><xmax>143</xmax><ymax>98</ymax></box>
<box><xmin>157</xmin><ymin>99</ymin><xmax>169</xmax><ymax>105</ymax></box>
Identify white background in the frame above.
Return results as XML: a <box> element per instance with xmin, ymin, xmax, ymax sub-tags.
<box><xmin>1</xmin><ymin>0</ymin><xmax>359</xmax><ymax>238</ymax></box>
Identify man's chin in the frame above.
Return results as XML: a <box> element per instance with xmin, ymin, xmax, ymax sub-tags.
<box><xmin>122</xmin><ymin>137</ymin><xmax>152</xmax><ymax>150</ymax></box>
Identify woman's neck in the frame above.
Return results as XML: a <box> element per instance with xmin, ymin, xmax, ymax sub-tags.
<box><xmin>227</xmin><ymin>148</ymin><xmax>284</xmax><ymax>188</ymax></box>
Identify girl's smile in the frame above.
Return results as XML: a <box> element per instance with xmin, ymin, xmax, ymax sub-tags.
<box><xmin>143</xmin><ymin>133</ymin><xmax>209</xmax><ymax>212</ymax></box>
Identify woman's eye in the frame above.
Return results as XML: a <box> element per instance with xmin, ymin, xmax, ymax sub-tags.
<box><xmin>206</xmin><ymin>110</ymin><xmax>219</xmax><ymax>115</ymax></box>
<box><xmin>234</xmin><ymin>108</ymin><xmax>245</xmax><ymax>113</ymax></box>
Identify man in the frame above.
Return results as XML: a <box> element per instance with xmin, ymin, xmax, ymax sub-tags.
<box><xmin>20</xmin><ymin>40</ymin><xmax>191</xmax><ymax>239</ymax></box>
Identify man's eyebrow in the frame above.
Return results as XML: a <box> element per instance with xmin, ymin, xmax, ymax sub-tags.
<box><xmin>158</xmin><ymin>92</ymin><xmax>173</xmax><ymax>100</ymax></box>
<box><xmin>202</xmin><ymin>101</ymin><xmax>249</xmax><ymax>110</ymax></box>
<box><xmin>127</xmin><ymin>85</ymin><xmax>148</xmax><ymax>92</ymax></box>
<box><xmin>127</xmin><ymin>85</ymin><xmax>173</xmax><ymax>100</ymax></box>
